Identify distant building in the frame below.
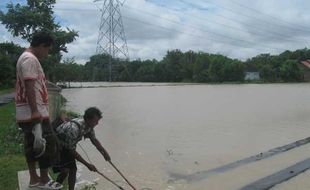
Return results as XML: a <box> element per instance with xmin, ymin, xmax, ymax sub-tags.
<box><xmin>300</xmin><ymin>60</ymin><xmax>310</xmax><ymax>82</ymax></box>
<box><xmin>245</xmin><ymin>72</ymin><xmax>260</xmax><ymax>81</ymax></box>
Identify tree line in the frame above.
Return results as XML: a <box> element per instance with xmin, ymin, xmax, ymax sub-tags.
<box><xmin>55</xmin><ymin>48</ymin><xmax>308</xmax><ymax>83</ymax></box>
<box><xmin>1</xmin><ymin>43</ymin><xmax>308</xmax><ymax>88</ymax></box>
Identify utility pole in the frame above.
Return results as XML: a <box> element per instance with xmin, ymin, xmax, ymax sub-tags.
<box><xmin>94</xmin><ymin>0</ymin><xmax>129</xmax><ymax>82</ymax></box>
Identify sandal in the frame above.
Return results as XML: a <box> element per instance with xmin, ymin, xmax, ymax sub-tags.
<box><xmin>37</xmin><ymin>180</ymin><xmax>63</xmax><ymax>190</ymax></box>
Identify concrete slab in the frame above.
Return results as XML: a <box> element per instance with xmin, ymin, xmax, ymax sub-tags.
<box><xmin>17</xmin><ymin>170</ymin><xmax>41</xmax><ymax>190</ymax></box>
<box><xmin>18</xmin><ymin>165</ymin><xmax>98</xmax><ymax>190</ymax></box>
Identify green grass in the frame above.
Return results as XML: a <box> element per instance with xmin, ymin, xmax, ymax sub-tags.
<box><xmin>0</xmin><ymin>154</ymin><xmax>27</xmax><ymax>190</ymax></box>
<box><xmin>0</xmin><ymin>102</ymin><xmax>25</xmax><ymax>189</ymax></box>
<box><xmin>0</xmin><ymin>88</ymin><xmax>14</xmax><ymax>95</ymax></box>
<box><xmin>0</xmin><ymin>102</ymin><xmax>23</xmax><ymax>155</ymax></box>
<box><xmin>0</xmin><ymin>102</ymin><xmax>15</xmax><ymax>126</ymax></box>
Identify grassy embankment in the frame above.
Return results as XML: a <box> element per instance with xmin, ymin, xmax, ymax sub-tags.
<box><xmin>0</xmin><ymin>89</ymin><xmax>93</xmax><ymax>190</ymax></box>
<box><xmin>0</xmin><ymin>88</ymin><xmax>25</xmax><ymax>189</ymax></box>
<box><xmin>0</xmin><ymin>101</ymin><xmax>26</xmax><ymax>190</ymax></box>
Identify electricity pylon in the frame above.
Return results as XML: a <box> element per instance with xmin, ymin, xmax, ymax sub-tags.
<box><xmin>94</xmin><ymin>0</ymin><xmax>129</xmax><ymax>82</ymax></box>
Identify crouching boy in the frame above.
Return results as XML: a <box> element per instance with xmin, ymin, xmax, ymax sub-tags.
<box><xmin>53</xmin><ymin>107</ymin><xmax>111</xmax><ymax>190</ymax></box>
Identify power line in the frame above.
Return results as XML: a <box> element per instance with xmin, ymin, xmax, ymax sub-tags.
<box><xmin>1</xmin><ymin>1</ymin><xmax>305</xmax><ymax>56</ymax></box>
<box><xmin>54</xmin><ymin>0</ymin><xmax>310</xmax><ymax>33</ymax></box>
<box><xmin>229</xmin><ymin>0</ymin><xmax>310</xmax><ymax>32</ymax></box>
<box><xmin>123</xmin><ymin>5</ymin><xmax>294</xmax><ymax>51</ymax></box>
<box><xmin>124</xmin><ymin>4</ymin><xmax>308</xmax><ymax>45</ymax></box>
<box><xmin>45</xmin><ymin>5</ymin><xmax>296</xmax><ymax>52</ymax></box>
<box><xmin>95</xmin><ymin>0</ymin><xmax>129</xmax><ymax>82</ymax></box>
<box><xmin>197</xmin><ymin>0</ymin><xmax>310</xmax><ymax>34</ymax></box>
<box><xmin>7</xmin><ymin>0</ymin><xmax>309</xmax><ymax>43</ymax></box>
<box><xmin>178</xmin><ymin>0</ymin><xmax>310</xmax><ymax>42</ymax></box>
<box><xmin>55</xmin><ymin>5</ymin><xmax>283</xmax><ymax>52</ymax></box>
<box><xmin>122</xmin><ymin>14</ymin><xmax>285</xmax><ymax>52</ymax></box>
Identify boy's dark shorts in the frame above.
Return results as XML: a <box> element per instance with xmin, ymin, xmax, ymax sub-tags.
<box><xmin>52</xmin><ymin>147</ymin><xmax>77</xmax><ymax>173</ymax></box>
<box><xmin>18</xmin><ymin>119</ymin><xmax>57</xmax><ymax>169</ymax></box>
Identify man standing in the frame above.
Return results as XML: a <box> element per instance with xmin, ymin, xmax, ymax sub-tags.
<box><xmin>15</xmin><ymin>31</ymin><xmax>62</xmax><ymax>189</ymax></box>
<box><xmin>53</xmin><ymin>107</ymin><xmax>111</xmax><ymax>190</ymax></box>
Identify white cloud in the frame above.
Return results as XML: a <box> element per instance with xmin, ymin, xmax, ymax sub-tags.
<box><xmin>1</xmin><ymin>0</ymin><xmax>310</xmax><ymax>63</ymax></box>
<box><xmin>0</xmin><ymin>25</ymin><xmax>28</xmax><ymax>46</ymax></box>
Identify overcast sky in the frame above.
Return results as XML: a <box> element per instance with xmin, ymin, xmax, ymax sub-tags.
<box><xmin>1</xmin><ymin>0</ymin><xmax>310</xmax><ymax>63</ymax></box>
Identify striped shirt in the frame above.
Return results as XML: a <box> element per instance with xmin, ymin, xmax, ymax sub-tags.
<box><xmin>55</xmin><ymin>118</ymin><xmax>95</xmax><ymax>150</ymax></box>
<box><xmin>15</xmin><ymin>51</ymin><xmax>49</xmax><ymax>122</ymax></box>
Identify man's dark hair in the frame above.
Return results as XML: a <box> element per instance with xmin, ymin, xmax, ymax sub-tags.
<box><xmin>30</xmin><ymin>31</ymin><xmax>54</xmax><ymax>47</ymax></box>
<box><xmin>83</xmin><ymin>107</ymin><xmax>102</xmax><ymax>121</ymax></box>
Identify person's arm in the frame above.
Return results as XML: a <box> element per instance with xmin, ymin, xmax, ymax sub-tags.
<box><xmin>90</xmin><ymin>137</ymin><xmax>111</xmax><ymax>161</ymax></box>
<box><xmin>74</xmin><ymin>150</ymin><xmax>97</xmax><ymax>172</ymax></box>
<box><xmin>25</xmin><ymin>80</ymin><xmax>41</xmax><ymax>122</ymax></box>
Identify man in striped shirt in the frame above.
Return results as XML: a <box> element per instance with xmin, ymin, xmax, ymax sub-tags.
<box><xmin>16</xmin><ymin>31</ymin><xmax>62</xmax><ymax>189</ymax></box>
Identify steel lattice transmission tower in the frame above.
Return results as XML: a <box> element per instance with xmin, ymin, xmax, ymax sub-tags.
<box><xmin>94</xmin><ymin>0</ymin><xmax>129</xmax><ymax>81</ymax></box>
